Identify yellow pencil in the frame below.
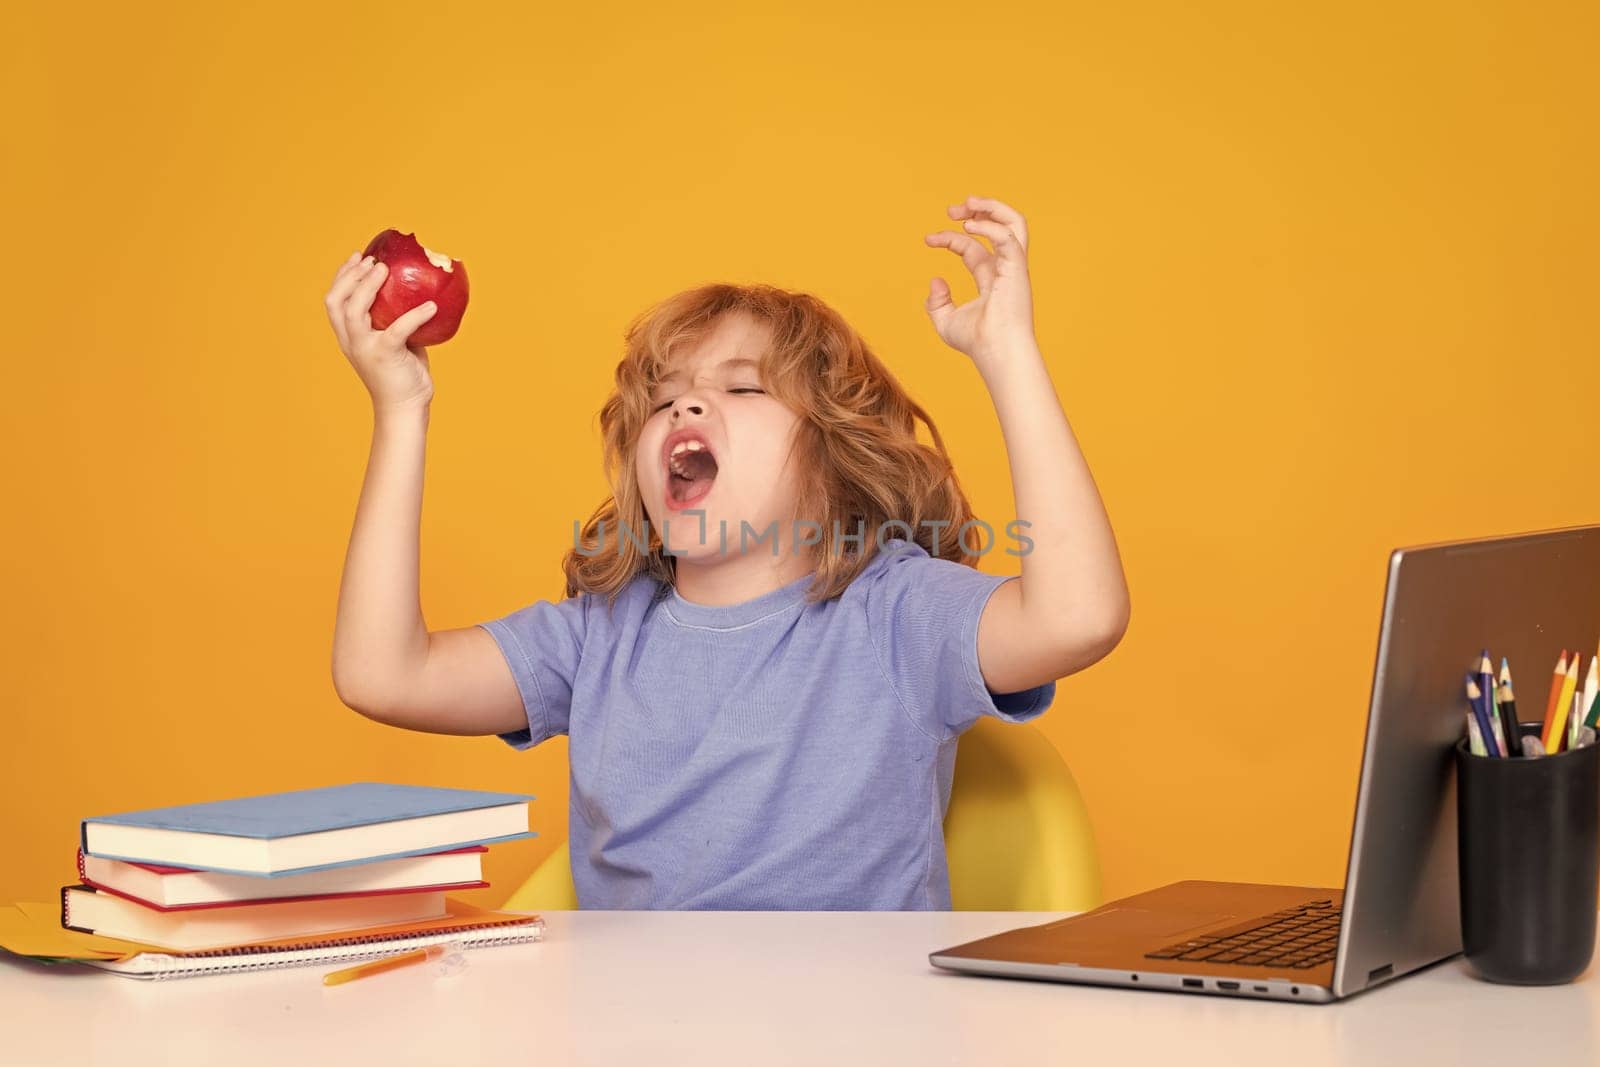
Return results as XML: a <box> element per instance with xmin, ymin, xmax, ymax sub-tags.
<box><xmin>1547</xmin><ymin>653</ymin><xmax>1580</xmax><ymax>755</ymax></box>
<box><xmin>322</xmin><ymin>942</ymin><xmax>452</xmax><ymax>986</ymax></box>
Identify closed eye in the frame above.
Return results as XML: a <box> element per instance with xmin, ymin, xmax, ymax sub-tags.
<box><xmin>652</xmin><ymin>387</ymin><xmax>764</xmax><ymax>413</ymax></box>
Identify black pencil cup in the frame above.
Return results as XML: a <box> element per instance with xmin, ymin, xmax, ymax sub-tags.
<box><xmin>1455</xmin><ymin>722</ymin><xmax>1600</xmax><ymax>984</ymax></box>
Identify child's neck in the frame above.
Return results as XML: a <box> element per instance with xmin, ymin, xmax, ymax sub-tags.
<box><xmin>671</xmin><ymin>548</ymin><xmax>815</xmax><ymax>608</ymax></box>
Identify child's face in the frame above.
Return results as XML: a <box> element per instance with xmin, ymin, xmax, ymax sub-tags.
<box><xmin>637</xmin><ymin>311</ymin><xmax>804</xmax><ymax>561</ymax></box>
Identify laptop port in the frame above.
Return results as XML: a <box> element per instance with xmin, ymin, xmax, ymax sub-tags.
<box><xmin>1182</xmin><ymin>978</ymin><xmax>1203</xmax><ymax>989</ymax></box>
<box><xmin>1253</xmin><ymin>985</ymin><xmax>1268</xmax><ymax>993</ymax></box>
<box><xmin>1217</xmin><ymin>981</ymin><xmax>1240</xmax><ymax>991</ymax></box>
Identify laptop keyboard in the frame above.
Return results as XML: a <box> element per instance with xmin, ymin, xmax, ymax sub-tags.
<box><xmin>1144</xmin><ymin>899</ymin><xmax>1341</xmax><ymax>969</ymax></box>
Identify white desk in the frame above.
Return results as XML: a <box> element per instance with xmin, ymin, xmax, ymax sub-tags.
<box><xmin>4</xmin><ymin>910</ymin><xmax>1595</xmax><ymax>1066</ymax></box>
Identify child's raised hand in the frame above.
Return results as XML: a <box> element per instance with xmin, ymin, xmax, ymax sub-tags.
<box><xmin>923</xmin><ymin>195</ymin><xmax>1039</xmax><ymax>367</ymax></box>
<box><xmin>324</xmin><ymin>252</ymin><xmax>439</xmax><ymax>413</ymax></box>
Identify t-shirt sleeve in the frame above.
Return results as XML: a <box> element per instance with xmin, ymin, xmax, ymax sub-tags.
<box><xmin>864</xmin><ymin>548</ymin><xmax>1056</xmax><ymax>743</ymax></box>
<box><xmin>475</xmin><ymin>591</ymin><xmax>589</xmax><ymax>751</ymax></box>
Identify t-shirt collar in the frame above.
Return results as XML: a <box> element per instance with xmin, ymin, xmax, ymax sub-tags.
<box><xmin>664</xmin><ymin>569</ymin><xmax>816</xmax><ymax>629</ymax></box>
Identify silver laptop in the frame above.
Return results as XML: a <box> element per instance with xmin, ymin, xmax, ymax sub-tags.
<box><xmin>930</xmin><ymin>523</ymin><xmax>1600</xmax><ymax>1002</ymax></box>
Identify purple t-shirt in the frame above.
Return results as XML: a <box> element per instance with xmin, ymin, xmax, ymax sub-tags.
<box><xmin>477</xmin><ymin>537</ymin><xmax>1055</xmax><ymax>909</ymax></box>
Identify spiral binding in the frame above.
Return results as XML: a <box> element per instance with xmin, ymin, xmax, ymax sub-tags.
<box><xmin>86</xmin><ymin>919</ymin><xmax>544</xmax><ymax>981</ymax></box>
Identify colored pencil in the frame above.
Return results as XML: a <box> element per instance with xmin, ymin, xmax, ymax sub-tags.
<box><xmin>1547</xmin><ymin>653</ymin><xmax>1580</xmax><ymax>755</ymax></box>
<box><xmin>1496</xmin><ymin>657</ymin><xmax>1521</xmax><ymax>755</ymax></box>
<box><xmin>1472</xmin><ymin>652</ymin><xmax>1497</xmax><ymax>758</ymax></box>
<box><xmin>1465</xmin><ymin>708</ymin><xmax>1487</xmax><ymax>756</ymax></box>
<box><xmin>1465</xmin><ymin>674</ymin><xmax>1501</xmax><ymax>757</ymax></box>
<box><xmin>1480</xmin><ymin>651</ymin><xmax>1515</xmax><ymax>757</ymax></box>
<box><xmin>1570</xmin><ymin>684</ymin><xmax>1584</xmax><ymax>751</ymax></box>
<box><xmin>1579</xmin><ymin>654</ymin><xmax>1599</xmax><ymax>732</ymax></box>
<box><xmin>1541</xmin><ymin>650</ymin><xmax>1570</xmax><ymax>750</ymax></box>
<box><xmin>1488</xmin><ymin>695</ymin><xmax>1508</xmax><ymax>756</ymax></box>
<box><xmin>1588</xmin><ymin>638</ymin><xmax>1600</xmax><ymax>729</ymax></box>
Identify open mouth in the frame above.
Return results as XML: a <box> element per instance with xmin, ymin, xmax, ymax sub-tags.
<box><xmin>667</xmin><ymin>442</ymin><xmax>719</xmax><ymax>504</ymax></box>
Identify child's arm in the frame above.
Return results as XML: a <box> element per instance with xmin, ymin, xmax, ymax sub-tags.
<box><xmin>328</xmin><ymin>408</ymin><xmax>526</xmax><ymax>737</ymax></box>
<box><xmin>924</xmin><ymin>196</ymin><xmax>1131</xmax><ymax>692</ymax></box>
<box><xmin>324</xmin><ymin>253</ymin><xmax>526</xmax><ymax>737</ymax></box>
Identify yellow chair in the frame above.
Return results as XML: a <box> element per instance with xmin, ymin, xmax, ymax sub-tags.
<box><xmin>502</xmin><ymin>715</ymin><xmax>1102</xmax><ymax>912</ymax></box>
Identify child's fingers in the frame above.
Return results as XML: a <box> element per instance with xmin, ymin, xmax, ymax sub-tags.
<box><xmin>325</xmin><ymin>256</ymin><xmax>380</xmax><ymax>347</ymax></box>
<box><xmin>960</xmin><ymin>217</ymin><xmax>1024</xmax><ymax>265</ymax></box>
<box><xmin>948</xmin><ymin>196</ymin><xmax>1030</xmax><ymax>250</ymax></box>
<box><xmin>325</xmin><ymin>301</ymin><xmax>351</xmax><ymax>355</ymax></box>
<box><xmin>327</xmin><ymin>255</ymin><xmax>375</xmax><ymax>307</ymax></box>
<box><xmin>382</xmin><ymin>300</ymin><xmax>438</xmax><ymax>348</ymax></box>
<box><xmin>342</xmin><ymin>260</ymin><xmax>389</xmax><ymax>338</ymax></box>
<box><xmin>924</xmin><ymin>230</ymin><xmax>996</xmax><ymax>291</ymax></box>
<box><xmin>329</xmin><ymin>250</ymin><xmax>362</xmax><ymax>286</ymax></box>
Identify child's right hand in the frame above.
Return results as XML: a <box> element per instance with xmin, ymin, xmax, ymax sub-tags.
<box><xmin>324</xmin><ymin>252</ymin><xmax>440</xmax><ymax>412</ymax></box>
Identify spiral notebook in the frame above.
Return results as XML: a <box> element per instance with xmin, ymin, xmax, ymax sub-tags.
<box><xmin>3</xmin><ymin>896</ymin><xmax>543</xmax><ymax>981</ymax></box>
<box><xmin>83</xmin><ymin>917</ymin><xmax>545</xmax><ymax>980</ymax></box>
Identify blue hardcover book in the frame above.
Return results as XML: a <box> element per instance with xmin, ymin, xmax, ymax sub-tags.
<box><xmin>81</xmin><ymin>782</ymin><xmax>537</xmax><ymax>878</ymax></box>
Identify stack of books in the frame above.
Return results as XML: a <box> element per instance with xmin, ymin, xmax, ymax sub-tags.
<box><xmin>62</xmin><ymin>782</ymin><xmax>537</xmax><ymax>953</ymax></box>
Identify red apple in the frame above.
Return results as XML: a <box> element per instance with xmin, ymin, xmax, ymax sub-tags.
<box><xmin>361</xmin><ymin>229</ymin><xmax>469</xmax><ymax>347</ymax></box>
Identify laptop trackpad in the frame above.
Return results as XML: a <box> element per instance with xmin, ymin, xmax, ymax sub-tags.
<box><xmin>1047</xmin><ymin>907</ymin><xmax>1237</xmax><ymax>946</ymax></box>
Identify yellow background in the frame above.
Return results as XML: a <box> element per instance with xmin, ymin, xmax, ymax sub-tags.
<box><xmin>3</xmin><ymin>1</ymin><xmax>1596</xmax><ymax>912</ymax></box>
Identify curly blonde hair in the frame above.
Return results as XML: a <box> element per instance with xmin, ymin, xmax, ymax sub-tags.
<box><xmin>563</xmin><ymin>282</ymin><xmax>983</xmax><ymax>612</ymax></box>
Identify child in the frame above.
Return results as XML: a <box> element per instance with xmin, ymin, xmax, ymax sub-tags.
<box><xmin>326</xmin><ymin>195</ymin><xmax>1130</xmax><ymax>910</ymax></box>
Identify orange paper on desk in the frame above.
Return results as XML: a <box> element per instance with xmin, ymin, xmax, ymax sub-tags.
<box><xmin>0</xmin><ymin>903</ymin><xmax>147</xmax><ymax>959</ymax></box>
